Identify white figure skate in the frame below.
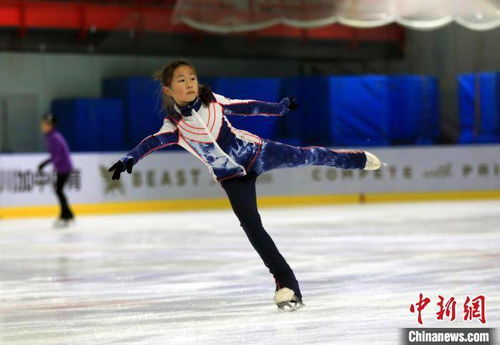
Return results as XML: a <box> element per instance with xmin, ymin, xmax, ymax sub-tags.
<box><xmin>274</xmin><ymin>287</ymin><xmax>304</xmax><ymax>312</ymax></box>
<box><xmin>363</xmin><ymin>151</ymin><xmax>382</xmax><ymax>170</ymax></box>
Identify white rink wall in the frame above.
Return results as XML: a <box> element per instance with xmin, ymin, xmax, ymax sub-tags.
<box><xmin>1</xmin><ymin>145</ymin><xmax>499</xmax><ymax>209</ymax></box>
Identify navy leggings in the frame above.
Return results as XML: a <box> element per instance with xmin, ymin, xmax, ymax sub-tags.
<box><xmin>220</xmin><ymin>140</ymin><xmax>367</xmax><ymax>298</ymax></box>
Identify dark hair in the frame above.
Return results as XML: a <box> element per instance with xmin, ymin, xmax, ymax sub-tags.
<box><xmin>42</xmin><ymin>113</ymin><xmax>56</xmax><ymax>126</ymax></box>
<box><xmin>153</xmin><ymin>59</ymin><xmax>214</xmax><ymax>114</ymax></box>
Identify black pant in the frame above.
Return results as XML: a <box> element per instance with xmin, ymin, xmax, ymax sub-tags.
<box><xmin>220</xmin><ymin>172</ymin><xmax>301</xmax><ymax>298</ymax></box>
<box><xmin>55</xmin><ymin>173</ymin><xmax>74</xmax><ymax>220</ymax></box>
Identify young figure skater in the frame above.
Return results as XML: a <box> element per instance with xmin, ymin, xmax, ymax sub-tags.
<box><xmin>39</xmin><ymin>114</ymin><xmax>75</xmax><ymax>227</ymax></box>
<box><xmin>108</xmin><ymin>60</ymin><xmax>381</xmax><ymax>311</ymax></box>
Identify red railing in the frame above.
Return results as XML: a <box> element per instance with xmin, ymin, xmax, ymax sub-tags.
<box><xmin>0</xmin><ymin>0</ymin><xmax>403</xmax><ymax>42</ymax></box>
<box><xmin>26</xmin><ymin>0</ymin><xmax>176</xmax><ymax>6</ymax></box>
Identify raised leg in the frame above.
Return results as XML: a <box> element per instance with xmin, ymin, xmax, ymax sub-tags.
<box><xmin>251</xmin><ymin>139</ymin><xmax>367</xmax><ymax>175</ymax></box>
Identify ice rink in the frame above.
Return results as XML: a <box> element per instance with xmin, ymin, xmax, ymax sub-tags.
<box><xmin>1</xmin><ymin>201</ymin><xmax>499</xmax><ymax>345</ymax></box>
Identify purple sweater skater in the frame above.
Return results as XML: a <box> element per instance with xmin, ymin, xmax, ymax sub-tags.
<box><xmin>39</xmin><ymin>122</ymin><xmax>75</xmax><ymax>225</ymax></box>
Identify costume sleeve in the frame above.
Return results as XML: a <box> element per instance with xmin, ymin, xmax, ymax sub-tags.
<box><xmin>38</xmin><ymin>158</ymin><xmax>51</xmax><ymax>169</ymax></box>
<box><xmin>124</xmin><ymin>119</ymin><xmax>179</xmax><ymax>164</ymax></box>
<box><xmin>214</xmin><ymin>93</ymin><xmax>289</xmax><ymax>117</ymax></box>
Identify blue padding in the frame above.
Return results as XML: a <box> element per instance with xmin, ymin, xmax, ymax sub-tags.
<box><xmin>51</xmin><ymin>98</ymin><xmax>125</xmax><ymax>152</ymax></box>
<box><xmin>103</xmin><ymin>77</ymin><xmax>164</xmax><ymax>147</ymax></box>
<box><xmin>417</xmin><ymin>76</ymin><xmax>440</xmax><ymax>144</ymax></box>
<box><xmin>458</xmin><ymin>72</ymin><xmax>500</xmax><ymax>143</ymax></box>
<box><xmin>282</xmin><ymin>76</ymin><xmax>390</xmax><ymax>147</ymax></box>
<box><xmin>282</xmin><ymin>75</ymin><xmax>440</xmax><ymax>147</ymax></box>
<box><xmin>330</xmin><ymin>76</ymin><xmax>390</xmax><ymax>147</ymax></box>
<box><xmin>208</xmin><ymin>77</ymin><xmax>282</xmax><ymax>140</ymax></box>
<box><xmin>282</xmin><ymin>76</ymin><xmax>334</xmax><ymax>146</ymax></box>
<box><xmin>388</xmin><ymin>76</ymin><xmax>440</xmax><ymax>145</ymax></box>
<box><xmin>278</xmin><ymin>77</ymin><xmax>303</xmax><ymax>145</ymax></box>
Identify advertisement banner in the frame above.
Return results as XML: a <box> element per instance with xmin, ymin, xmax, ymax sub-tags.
<box><xmin>1</xmin><ymin>145</ymin><xmax>499</xmax><ymax>208</ymax></box>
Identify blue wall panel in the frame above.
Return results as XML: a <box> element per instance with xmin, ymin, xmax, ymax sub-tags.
<box><xmin>282</xmin><ymin>75</ymin><xmax>439</xmax><ymax>147</ymax></box>
<box><xmin>103</xmin><ymin>77</ymin><xmax>163</xmax><ymax>147</ymax></box>
<box><xmin>388</xmin><ymin>76</ymin><xmax>440</xmax><ymax>145</ymax></box>
<box><xmin>330</xmin><ymin>76</ymin><xmax>390</xmax><ymax>147</ymax></box>
<box><xmin>458</xmin><ymin>72</ymin><xmax>500</xmax><ymax>143</ymax></box>
<box><xmin>51</xmin><ymin>98</ymin><xmax>125</xmax><ymax>152</ymax></box>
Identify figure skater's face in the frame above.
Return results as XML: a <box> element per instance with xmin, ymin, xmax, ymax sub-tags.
<box><xmin>164</xmin><ymin>65</ymin><xmax>199</xmax><ymax>107</ymax></box>
<box><xmin>40</xmin><ymin>120</ymin><xmax>52</xmax><ymax>134</ymax></box>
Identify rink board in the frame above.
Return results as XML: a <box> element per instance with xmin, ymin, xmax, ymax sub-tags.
<box><xmin>1</xmin><ymin>145</ymin><xmax>499</xmax><ymax>218</ymax></box>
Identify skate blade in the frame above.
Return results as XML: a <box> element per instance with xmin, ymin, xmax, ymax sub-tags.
<box><xmin>53</xmin><ymin>219</ymin><xmax>75</xmax><ymax>229</ymax></box>
<box><xmin>277</xmin><ymin>300</ymin><xmax>305</xmax><ymax>312</ymax></box>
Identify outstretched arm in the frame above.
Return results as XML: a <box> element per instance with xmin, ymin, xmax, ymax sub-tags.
<box><xmin>38</xmin><ymin>158</ymin><xmax>51</xmax><ymax>171</ymax></box>
<box><xmin>214</xmin><ymin>93</ymin><xmax>296</xmax><ymax>117</ymax></box>
<box><xmin>109</xmin><ymin>119</ymin><xmax>178</xmax><ymax>180</ymax></box>
<box><xmin>126</xmin><ymin>123</ymin><xmax>178</xmax><ymax>163</ymax></box>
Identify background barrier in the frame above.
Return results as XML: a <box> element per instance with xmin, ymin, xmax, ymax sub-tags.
<box><xmin>1</xmin><ymin>145</ymin><xmax>499</xmax><ymax>218</ymax></box>
<box><xmin>49</xmin><ymin>75</ymin><xmax>444</xmax><ymax>151</ymax></box>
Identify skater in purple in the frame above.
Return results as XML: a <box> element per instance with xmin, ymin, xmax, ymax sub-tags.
<box><xmin>39</xmin><ymin>114</ymin><xmax>75</xmax><ymax>227</ymax></box>
<box><xmin>108</xmin><ymin>60</ymin><xmax>381</xmax><ymax>311</ymax></box>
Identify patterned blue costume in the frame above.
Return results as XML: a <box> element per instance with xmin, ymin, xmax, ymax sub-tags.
<box><xmin>120</xmin><ymin>93</ymin><xmax>367</xmax><ymax>301</ymax></box>
<box><xmin>122</xmin><ymin>93</ymin><xmax>367</xmax><ymax>179</ymax></box>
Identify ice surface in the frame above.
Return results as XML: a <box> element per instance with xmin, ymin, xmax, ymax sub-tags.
<box><xmin>1</xmin><ymin>201</ymin><xmax>499</xmax><ymax>345</ymax></box>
